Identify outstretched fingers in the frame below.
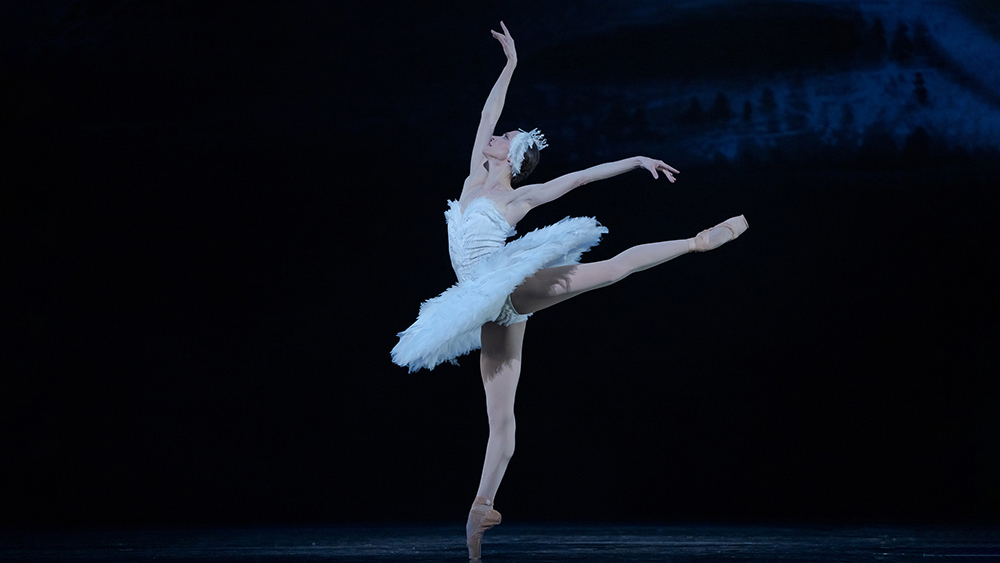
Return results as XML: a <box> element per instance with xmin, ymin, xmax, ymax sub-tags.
<box><xmin>639</xmin><ymin>157</ymin><xmax>679</xmax><ymax>182</ymax></box>
<box><xmin>654</xmin><ymin>160</ymin><xmax>679</xmax><ymax>182</ymax></box>
<box><xmin>491</xmin><ymin>21</ymin><xmax>517</xmax><ymax>62</ymax></box>
<box><xmin>660</xmin><ymin>164</ymin><xmax>678</xmax><ymax>183</ymax></box>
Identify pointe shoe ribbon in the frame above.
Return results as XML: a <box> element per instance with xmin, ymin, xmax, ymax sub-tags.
<box><xmin>692</xmin><ymin>215</ymin><xmax>748</xmax><ymax>252</ymax></box>
<box><xmin>466</xmin><ymin>497</ymin><xmax>502</xmax><ymax>560</ymax></box>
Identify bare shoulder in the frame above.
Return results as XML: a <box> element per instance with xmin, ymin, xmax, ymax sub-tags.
<box><xmin>495</xmin><ymin>186</ymin><xmax>534</xmax><ymax>227</ymax></box>
<box><xmin>500</xmin><ymin>182</ymin><xmax>542</xmax><ymax>209</ymax></box>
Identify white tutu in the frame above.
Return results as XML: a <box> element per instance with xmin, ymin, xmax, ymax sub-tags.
<box><xmin>392</xmin><ymin>198</ymin><xmax>608</xmax><ymax>372</ymax></box>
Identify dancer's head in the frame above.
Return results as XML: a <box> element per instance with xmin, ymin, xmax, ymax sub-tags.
<box><xmin>508</xmin><ymin>128</ymin><xmax>547</xmax><ymax>186</ymax></box>
<box><xmin>483</xmin><ymin>128</ymin><xmax>547</xmax><ymax>186</ymax></box>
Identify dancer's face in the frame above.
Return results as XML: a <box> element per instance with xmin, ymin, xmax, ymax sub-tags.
<box><xmin>483</xmin><ymin>130</ymin><xmax>519</xmax><ymax>161</ymax></box>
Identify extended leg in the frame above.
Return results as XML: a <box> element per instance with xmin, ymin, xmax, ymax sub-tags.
<box><xmin>467</xmin><ymin>320</ymin><xmax>526</xmax><ymax>560</ymax></box>
<box><xmin>511</xmin><ymin>238</ymin><xmax>690</xmax><ymax>315</ymax></box>
<box><xmin>511</xmin><ymin>215</ymin><xmax>747</xmax><ymax>315</ymax></box>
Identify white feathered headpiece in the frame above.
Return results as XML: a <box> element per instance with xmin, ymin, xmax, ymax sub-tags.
<box><xmin>508</xmin><ymin>128</ymin><xmax>548</xmax><ymax>177</ymax></box>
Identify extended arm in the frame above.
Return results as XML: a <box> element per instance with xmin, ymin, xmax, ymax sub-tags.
<box><xmin>503</xmin><ymin>156</ymin><xmax>678</xmax><ymax>222</ymax></box>
<box><xmin>462</xmin><ymin>22</ymin><xmax>517</xmax><ymax>197</ymax></box>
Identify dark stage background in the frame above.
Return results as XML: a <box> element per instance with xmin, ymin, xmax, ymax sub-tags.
<box><xmin>2</xmin><ymin>0</ymin><xmax>999</xmax><ymax>529</ymax></box>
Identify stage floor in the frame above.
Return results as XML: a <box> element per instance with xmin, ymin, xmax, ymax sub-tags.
<box><xmin>3</xmin><ymin>523</ymin><xmax>998</xmax><ymax>562</ymax></box>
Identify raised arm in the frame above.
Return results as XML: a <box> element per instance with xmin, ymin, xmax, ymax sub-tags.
<box><xmin>462</xmin><ymin>22</ymin><xmax>518</xmax><ymax>198</ymax></box>
<box><xmin>502</xmin><ymin>157</ymin><xmax>678</xmax><ymax>224</ymax></box>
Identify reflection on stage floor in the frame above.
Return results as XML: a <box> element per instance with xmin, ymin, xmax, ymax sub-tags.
<box><xmin>3</xmin><ymin>523</ymin><xmax>998</xmax><ymax>562</ymax></box>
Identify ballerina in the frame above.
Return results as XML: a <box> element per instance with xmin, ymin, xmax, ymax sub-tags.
<box><xmin>391</xmin><ymin>22</ymin><xmax>748</xmax><ymax>560</ymax></box>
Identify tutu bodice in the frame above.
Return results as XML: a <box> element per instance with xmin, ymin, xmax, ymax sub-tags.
<box><xmin>448</xmin><ymin>198</ymin><xmax>515</xmax><ymax>283</ymax></box>
<box><xmin>392</xmin><ymin>197</ymin><xmax>607</xmax><ymax>372</ymax></box>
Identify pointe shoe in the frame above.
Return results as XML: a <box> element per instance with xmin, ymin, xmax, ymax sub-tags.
<box><xmin>690</xmin><ymin>215</ymin><xmax>749</xmax><ymax>252</ymax></box>
<box><xmin>466</xmin><ymin>496</ymin><xmax>501</xmax><ymax>560</ymax></box>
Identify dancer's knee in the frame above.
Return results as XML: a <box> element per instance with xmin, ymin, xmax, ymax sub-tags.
<box><xmin>489</xmin><ymin>414</ymin><xmax>516</xmax><ymax>459</ymax></box>
<box><xmin>603</xmin><ymin>254</ymin><xmax>634</xmax><ymax>283</ymax></box>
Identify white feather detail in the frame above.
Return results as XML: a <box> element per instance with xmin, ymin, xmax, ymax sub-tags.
<box><xmin>391</xmin><ymin>198</ymin><xmax>605</xmax><ymax>372</ymax></box>
<box><xmin>507</xmin><ymin>128</ymin><xmax>548</xmax><ymax>177</ymax></box>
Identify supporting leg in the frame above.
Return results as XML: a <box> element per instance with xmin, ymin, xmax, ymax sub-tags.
<box><xmin>468</xmin><ymin>320</ymin><xmax>526</xmax><ymax>560</ymax></box>
<box><xmin>476</xmin><ymin>322</ymin><xmax>523</xmax><ymax>498</ymax></box>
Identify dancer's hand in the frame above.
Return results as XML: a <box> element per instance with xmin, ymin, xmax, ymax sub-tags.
<box><xmin>638</xmin><ymin>157</ymin><xmax>679</xmax><ymax>182</ymax></box>
<box><xmin>491</xmin><ymin>21</ymin><xmax>517</xmax><ymax>65</ymax></box>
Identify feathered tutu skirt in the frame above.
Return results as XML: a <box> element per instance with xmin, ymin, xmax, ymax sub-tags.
<box><xmin>392</xmin><ymin>211</ymin><xmax>608</xmax><ymax>372</ymax></box>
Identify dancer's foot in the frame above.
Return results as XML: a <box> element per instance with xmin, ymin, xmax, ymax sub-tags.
<box><xmin>690</xmin><ymin>215</ymin><xmax>749</xmax><ymax>252</ymax></box>
<box><xmin>466</xmin><ymin>496</ymin><xmax>502</xmax><ymax>560</ymax></box>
